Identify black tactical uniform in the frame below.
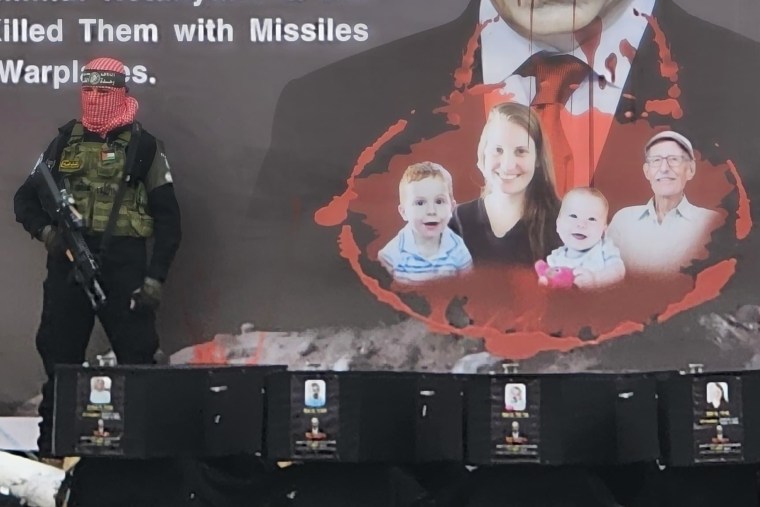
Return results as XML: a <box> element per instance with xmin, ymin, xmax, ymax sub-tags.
<box><xmin>14</xmin><ymin>120</ymin><xmax>182</xmax><ymax>455</ymax></box>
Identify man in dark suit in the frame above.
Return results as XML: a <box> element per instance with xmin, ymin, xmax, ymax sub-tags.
<box><xmin>247</xmin><ymin>0</ymin><xmax>760</xmax><ymax>371</ymax></box>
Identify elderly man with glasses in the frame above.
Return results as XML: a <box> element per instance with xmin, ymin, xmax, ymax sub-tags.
<box><xmin>607</xmin><ymin>131</ymin><xmax>721</xmax><ymax>276</ymax></box>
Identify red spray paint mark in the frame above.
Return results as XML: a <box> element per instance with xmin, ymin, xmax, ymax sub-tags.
<box><xmin>191</xmin><ymin>337</ymin><xmax>228</xmax><ymax>365</ymax></box>
<box><xmin>188</xmin><ymin>331</ymin><xmax>270</xmax><ymax>366</ymax></box>
<box><xmin>667</xmin><ymin>84</ymin><xmax>681</xmax><ymax>98</ymax></box>
<box><xmin>727</xmin><ymin>160</ymin><xmax>753</xmax><ymax>239</ymax></box>
<box><xmin>244</xmin><ymin>331</ymin><xmax>268</xmax><ymax>365</ymax></box>
<box><xmin>314</xmin><ymin>120</ymin><xmax>407</xmax><ymax>227</ymax></box>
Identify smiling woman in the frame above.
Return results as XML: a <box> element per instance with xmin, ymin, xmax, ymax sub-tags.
<box><xmin>450</xmin><ymin>102</ymin><xmax>561</xmax><ymax>266</ymax></box>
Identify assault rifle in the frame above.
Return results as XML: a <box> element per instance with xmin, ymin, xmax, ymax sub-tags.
<box><xmin>32</xmin><ymin>157</ymin><xmax>107</xmax><ymax>310</ymax></box>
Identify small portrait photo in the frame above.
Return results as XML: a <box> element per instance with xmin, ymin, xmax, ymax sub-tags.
<box><xmin>89</xmin><ymin>376</ymin><xmax>112</xmax><ymax>405</ymax></box>
<box><xmin>304</xmin><ymin>379</ymin><xmax>326</xmax><ymax>408</ymax></box>
<box><xmin>504</xmin><ymin>383</ymin><xmax>526</xmax><ymax>411</ymax></box>
<box><xmin>706</xmin><ymin>382</ymin><xmax>729</xmax><ymax>410</ymax></box>
<box><xmin>305</xmin><ymin>417</ymin><xmax>327</xmax><ymax>441</ymax></box>
<box><xmin>506</xmin><ymin>420</ymin><xmax>527</xmax><ymax>445</ymax></box>
<box><xmin>93</xmin><ymin>418</ymin><xmax>110</xmax><ymax>438</ymax></box>
<box><xmin>711</xmin><ymin>424</ymin><xmax>729</xmax><ymax>444</ymax></box>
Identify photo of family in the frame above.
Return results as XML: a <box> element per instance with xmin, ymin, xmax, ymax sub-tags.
<box><xmin>352</xmin><ymin>84</ymin><xmax>733</xmax><ymax>345</ymax></box>
<box><xmin>378</xmin><ymin>102</ymin><xmax>720</xmax><ymax>291</ymax></box>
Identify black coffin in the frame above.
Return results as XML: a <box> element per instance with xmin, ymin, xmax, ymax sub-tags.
<box><xmin>658</xmin><ymin>370</ymin><xmax>760</xmax><ymax>466</ymax></box>
<box><xmin>266</xmin><ymin>371</ymin><xmax>464</xmax><ymax>463</ymax></box>
<box><xmin>53</xmin><ymin>364</ymin><xmax>284</xmax><ymax>458</ymax></box>
<box><xmin>464</xmin><ymin>373</ymin><xmax>660</xmax><ymax>465</ymax></box>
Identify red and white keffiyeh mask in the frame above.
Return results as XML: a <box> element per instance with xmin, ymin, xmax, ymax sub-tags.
<box><xmin>80</xmin><ymin>57</ymin><xmax>138</xmax><ymax>137</ymax></box>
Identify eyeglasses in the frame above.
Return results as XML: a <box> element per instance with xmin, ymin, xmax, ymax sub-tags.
<box><xmin>645</xmin><ymin>155</ymin><xmax>689</xmax><ymax>168</ymax></box>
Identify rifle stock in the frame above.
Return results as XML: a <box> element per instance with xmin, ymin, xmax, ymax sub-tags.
<box><xmin>32</xmin><ymin>158</ymin><xmax>107</xmax><ymax>310</ymax></box>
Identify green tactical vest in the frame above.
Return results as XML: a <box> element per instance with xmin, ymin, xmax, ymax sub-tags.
<box><xmin>57</xmin><ymin>123</ymin><xmax>154</xmax><ymax>238</ymax></box>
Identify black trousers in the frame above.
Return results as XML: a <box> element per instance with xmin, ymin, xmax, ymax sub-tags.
<box><xmin>35</xmin><ymin>250</ymin><xmax>158</xmax><ymax>456</ymax></box>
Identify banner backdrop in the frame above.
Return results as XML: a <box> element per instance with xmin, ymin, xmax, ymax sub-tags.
<box><xmin>2</xmin><ymin>0</ymin><xmax>760</xmax><ymax>417</ymax></box>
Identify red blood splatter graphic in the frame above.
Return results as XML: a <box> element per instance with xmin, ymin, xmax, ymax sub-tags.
<box><xmin>575</xmin><ymin>17</ymin><xmax>603</xmax><ymax>65</ymax></box>
<box><xmin>605</xmin><ymin>53</ymin><xmax>617</xmax><ymax>83</ymax></box>
<box><xmin>642</xmin><ymin>13</ymin><xmax>679</xmax><ymax>82</ymax></box>
<box><xmin>645</xmin><ymin>98</ymin><xmax>683</xmax><ymax>119</ymax></box>
<box><xmin>314</xmin><ymin>120</ymin><xmax>407</xmax><ymax>227</ymax></box>
<box><xmin>620</xmin><ymin>39</ymin><xmax>637</xmax><ymax>64</ymax></box>
<box><xmin>657</xmin><ymin>260</ymin><xmax>736</xmax><ymax>322</ymax></box>
<box><xmin>641</xmin><ymin>20</ymin><xmax>683</xmax><ymax>119</ymax></box>
<box><xmin>310</xmin><ymin>20</ymin><xmax>750</xmax><ymax>359</ymax></box>
<box><xmin>454</xmin><ymin>19</ymin><xmax>491</xmax><ymax>89</ymax></box>
<box><xmin>727</xmin><ymin>160</ymin><xmax>753</xmax><ymax>239</ymax></box>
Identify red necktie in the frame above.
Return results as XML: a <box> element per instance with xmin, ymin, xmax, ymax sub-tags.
<box><xmin>517</xmin><ymin>53</ymin><xmax>592</xmax><ymax>195</ymax></box>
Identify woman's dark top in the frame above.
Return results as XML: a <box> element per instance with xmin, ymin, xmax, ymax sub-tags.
<box><xmin>450</xmin><ymin>198</ymin><xmax>535</xmax><ymax>266</ymax></box>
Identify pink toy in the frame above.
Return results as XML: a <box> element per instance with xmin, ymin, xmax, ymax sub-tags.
<box><xmin>534</xmin><ymin>260</ymin><xmax>575</xmax><ymax>289</ymax></box>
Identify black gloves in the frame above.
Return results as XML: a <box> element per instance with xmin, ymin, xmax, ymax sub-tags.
<box><xmin>130</xmin><ymin>277</ymin><xmax>162</xmax><ymax>311</ymax></box>
<box><xmin>38</xmin><ymin>225</ymin><xmax>65</xmax><ymax>255</ymax></box>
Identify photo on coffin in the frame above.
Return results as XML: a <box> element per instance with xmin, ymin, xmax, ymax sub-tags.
<box><xmin>89</xmin><ymin>376</ymin><xmax>112</xmax><ymax>405</ymax></box>
<box><xmin>305</xmin><ymin>379</ymin><xmax>326</xmax><ymax>408</ymax></box>
<box><xmin>504</xmin><ymin>383</ymin><xmax>526</xmax><ymax>411</ymax></box>
<box><xmin>706</xmin><ymin>382</ymin><xmax>729</xmax><ymax>411</ymax></box>
<box><xmin>93</xmin><ymin>418</ymin><xmax>110</xmax><ymax>437</ymax></box>
<box><xmin>305</xmin><ymin>417</ymin><xmax>328</xmax><ymax>441</ymax></box>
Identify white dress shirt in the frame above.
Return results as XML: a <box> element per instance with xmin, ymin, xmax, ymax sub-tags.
<box><xmin>479</xmin><ymin>0</ymin><xmax>656</xmax><ymax>182</ymax></box>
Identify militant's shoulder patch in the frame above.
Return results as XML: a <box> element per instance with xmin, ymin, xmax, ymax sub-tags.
<box><xmin>144</xmin><ymin>140</ymin><xmax>174</xmax><ymax>192</ymax></box>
